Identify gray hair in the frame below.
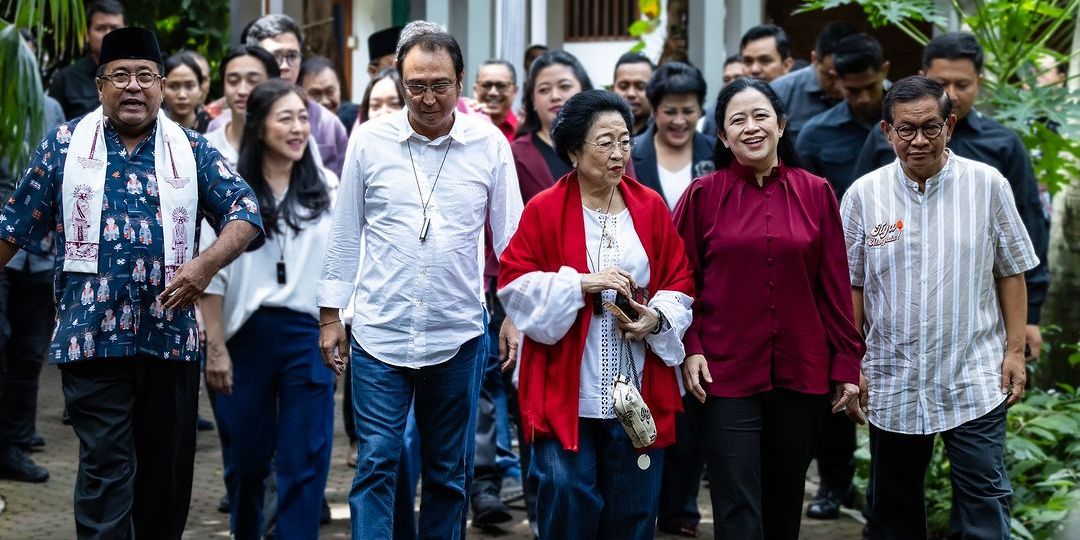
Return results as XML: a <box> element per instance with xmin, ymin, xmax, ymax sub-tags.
<box><xmin>245</xmin><ymin>14</ymin><xmax>304</xmax><ymax>48</ymax></box>
<box><xmin>394</xmin><ymin>20</ymin><xmax>464</xmax><ymax>82</ymax></box>
<box><xmin>395</xmin><ymin>20</ymin><xmax>445</xmax><ymax>55</ymax></box>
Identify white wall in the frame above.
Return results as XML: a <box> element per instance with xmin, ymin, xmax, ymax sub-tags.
<box><xmin>563</xmin><ymin>41</ymin><xmax>638</xmax><ymax>89</ymax></box>
<box><xmin>349</xmin><ymin>0</ymin><xmax>394</xmax><ymax>101</ymax></box>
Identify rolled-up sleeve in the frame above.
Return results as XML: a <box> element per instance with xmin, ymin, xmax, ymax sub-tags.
<box><xmin>195</xmin><ymin>140</ymin><xmax>264</xmax><ymax>249</ymax></box>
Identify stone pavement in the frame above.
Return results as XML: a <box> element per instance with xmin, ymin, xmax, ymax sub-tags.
<box><xmin>0</xmin><ymin>366</ymin><xmax>864</xmax><ymax>539</ymax></box>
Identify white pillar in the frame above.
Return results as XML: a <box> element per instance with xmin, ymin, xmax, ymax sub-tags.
<box><xmin>530</xmin><ymin>0</ymin><xmax>547</xmax><ymax>48</ymax></box>
<box><xmin>688</xmin><ymin>0</ymin><xmax>728</xmax><ymax>101</ymax></box>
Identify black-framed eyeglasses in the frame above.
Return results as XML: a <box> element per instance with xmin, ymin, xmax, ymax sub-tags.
<box><xmin>891</xmin><ymin>121</ymin><xmax>947</xmax><ymax>142</ymax></box>
<box><xmin>98</xmin><ymin>71</ymin><xmax>162</xmax><ymax>89</ymax></box>
<box><xmin>403</xmin><ymin>81</ymin><xmax>456</xmax><ymax>97</ymax></box>
<box><xmin>583</xmin><ymin>139</ymin><xmax>632</xmax><ymax>155</ymax></box>
<box><xmin>272</xmin><ymin>50</ymin><xmax>302</xmax><ymax>66</ymax></box>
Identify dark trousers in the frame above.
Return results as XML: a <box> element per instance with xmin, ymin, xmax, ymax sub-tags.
<box><xmin>658</xmin><ymin>394</ymin><xmax>705</xmax><ymax>528</ymax></box>
<box><xmin>473</xmin><ymin>310</ymin><xmax>518</xmax><ymax>501</ymax></box>
<box><xmin>700</xmin><ymin>388</ymin><xmax>825</xmax><ymax>540</ymax></box>
<box><xmin>814</xmin><ymin>403</ymin><xmax>857</xmax><ymax>491</ymax></box>
<box><xmin>61</xmin><ymin>356</ymin><xmax>200</xmax><ymax>540</ymax></box>
<box><xmin>866</xmin><ymin>402</ymin><xmax>1012</xmax><ymax>540</ymax></box>
<box><xmin>0</xmin><ymin>268</ymin><xmax>54</xmax><ymax>449</ymax></box>
<box><xmin>212</xmin><ymin>308</ymin><xmax>335</xmax><ymax>540</ymax></box>
<box><xmin>531</xmin><ymin>418</ymin><xmax>664</xmax><ymax>540</ymax></box>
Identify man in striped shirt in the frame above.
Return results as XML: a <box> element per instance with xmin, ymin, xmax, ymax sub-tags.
<box><xmin>840</xmin><ymin>76</ymin><xmax>1038</xmax><ymax>540</ymax></box>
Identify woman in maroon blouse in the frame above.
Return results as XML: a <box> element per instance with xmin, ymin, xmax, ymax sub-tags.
<box><xmin>672</xmin><ymin>77</ymin><xmax>864</xmax><ymax>539</ymax></box>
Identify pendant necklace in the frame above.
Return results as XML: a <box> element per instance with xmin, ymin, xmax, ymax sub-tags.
<box><xmin>406</xmin><ymin>138</ymin><xmax>453</xmax><ymax>242</ymax></box>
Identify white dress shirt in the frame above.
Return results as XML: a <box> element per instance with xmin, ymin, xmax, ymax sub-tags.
<box><xmin>498</xmin><ymin>207</ymin><xmax>693</xmax><ymax>419</ymax></box>
<box><xmin>204</xmin><ymin>127</ymin><xmax>238</xmax><ymax>168</ymax></box>
<box><xmin>317</xmin><ymin>110</ymin><xmax>523</xmax><ymax>368</ymax></box>
<box><xmin>203</xmin><ymin>168</ymin><xmax>338</xmax><ymax>339</ymax></box>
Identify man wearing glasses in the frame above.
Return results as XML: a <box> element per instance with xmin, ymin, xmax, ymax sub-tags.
<box><xmin>0</xmin><ymin>28</ymin><xmax>263</xmax><ymax>539</ymax></box>
<box><xmin>317</xmin><ymin>21</ymin><xmax>523</xmax><ymax>539</ymax></box>
<box><xmin>473</xmin><ymin>59</ymin><xmax>519</xmax><ymax>142</ymax></box>
<box><xmin>840</xmin><ymin>76</ymin><xmax>1036</xmax><ymax>539</ymax></box>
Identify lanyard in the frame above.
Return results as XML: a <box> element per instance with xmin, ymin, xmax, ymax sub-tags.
<box><xmin>406</xmin><ymin>138</ymin><xmax>453</xmax><ymax>242</ymax></box>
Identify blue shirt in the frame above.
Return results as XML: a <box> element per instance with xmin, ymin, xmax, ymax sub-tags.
<box><xmin>769</xmin><ymin>66</ymin><xmax>841</xmax><ymax>145</ymax></box>
<box><xmin>1</xmin><ymin>119</ymin><xmax>264</xmax><ymax>364</ymax></box>
<box><xmin>795</xmin><ymin>102</ymin><xmax>877</xmax><ymax>199</ymax></box>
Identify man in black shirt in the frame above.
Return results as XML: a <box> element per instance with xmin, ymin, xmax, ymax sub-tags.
<box><xmin>851</xmin><ymin>32</ymin><xmax>1050</xmax><ymax>360</ymax></box>
<box><xmin>48</xmin><ymin>0</ymin><xmax>125</xmax><ymax>120</ymax></box>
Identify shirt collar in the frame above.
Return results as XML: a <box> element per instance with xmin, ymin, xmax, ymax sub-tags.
<box><xmin>730</xmin><ymin>158</ymin><xmax>787</xmax><ymax>186</ymax></box>
<box><xmin>395</xmin><ymin>107</ymin><xmax>463</xmax><ymax>144</ymax></box>
<box><xmin>802</xmin><ymin>66</ymin><xmax>824</xmax><ymax>94</ymax></box>
<box><xmin>958</xmin><ymin>109</ymin><xmax>985</xmax><ymax>132</ymax></box>
<box><xmin>897</xmin><ymin>149</ymin><xmax>954</xmax><ymax>193</ymax></box>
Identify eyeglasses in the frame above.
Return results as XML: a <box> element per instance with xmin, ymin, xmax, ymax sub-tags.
<box><xmin>403</xmin><ymin>82</ymin><xmax>456</xmax><ymax>97</ymax></box>
<box><xmin>584</xmin><ymin>139</ymin><xmax>632</xmax><ymax>155</ymax></box>
<box><xmin>98</xmin><ymin>71</ymin><xmax>162</xmax><ymax>89</ymax></box>
<box><xmin>477</xmin><ymin>81</ymin><xmax>512</xmax><ymax>92</ymax></box>
<box><xmin>891</xmin><ymin>121</ymin><xmax>947</xmax><ymax>142</ymax></box>
<box><xmin>272</xmin><ymin>50</ymin><xmax>302</xmax><ymax>66</ymax></box>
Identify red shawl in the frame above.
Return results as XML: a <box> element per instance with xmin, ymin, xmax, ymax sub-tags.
<box><xmin>498</xmin><ymin>171</ymin><xmax>695</xmax><ymax>451</ymax></box>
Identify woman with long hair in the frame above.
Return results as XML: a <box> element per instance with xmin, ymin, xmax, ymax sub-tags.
<box><xmin>163</xmin><ymin>52</ymin><xmax>211</xmax><ymax>132</ymax></box>
<box><xmin>203</xmin><ymin>46</ymin><xmax>280</xmax><ymax>166</ymax></box>
<box><xmin>201</xmin><ymin>78</ymin><xmax>336</xmax><ymax>540</ymax></box>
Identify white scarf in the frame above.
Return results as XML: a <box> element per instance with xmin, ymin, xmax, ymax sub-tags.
<box><xmin>62</xmin><ymin>107</ymin><xmax>198</xmax><ymax>284</ymax></box>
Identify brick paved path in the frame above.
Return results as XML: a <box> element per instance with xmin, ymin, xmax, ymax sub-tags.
<box><xmin>0</xmin><ymin>366</ymin><xmax>863</xmax><ymax>539</ymax></box>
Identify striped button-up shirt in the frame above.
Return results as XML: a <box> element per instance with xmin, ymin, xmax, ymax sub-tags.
<box><xmin>841</xmin><ymin>152</ymin><xmax>1038</xmax><ymax>434</ymax></box>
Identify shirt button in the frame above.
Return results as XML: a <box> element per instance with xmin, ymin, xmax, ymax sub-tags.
<box><xmin>770</xmin><ymin>305</ymin><xmax>777</xmax><ymax>312</ymax></box>
<box><xmin>768</xmin><ymin>281</ymin><xmax>775</xmax><ymax>289</ymax></box>
<box><xmin>767</xmin><ymin>258</ymin><xmax>774</xmax><ymax>265</ymax></box>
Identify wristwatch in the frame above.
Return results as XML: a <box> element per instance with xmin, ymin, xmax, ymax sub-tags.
<box><xmin>650</xmin><ymin>308</ymin><xmax>668</xmax><ymax>335</ymax></box>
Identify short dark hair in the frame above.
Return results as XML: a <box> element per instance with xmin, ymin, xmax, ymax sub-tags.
<box><xmin>740</xmin><ymin>24</ymin><xmax>791</xmax><ymax>60</ymax></box>
<box><xmin>359</xmin><ymin>67</ymin><xmax>405</xmax><ymax>123</ymax></box>
<box><xmin>881</xmin><ymin>76</ymin><xmax>953</xmax><ymax>125</ymax></box>
<box><xmin>832</xmin><ymin>33</ymin><xmax>885</xmax><ymax>77</ymax></box>
<box><xmin>614</xmin><ymin>52</ymin><xmax>654</xmax><ymax>78</ymax></box>
<box><xmin>815</xmin><ymin>22</ymin><xmax>858</xmax><ymax>59</ymax></box>
<box><xmin>245</xmin><ymin>14</ymin><xmax>305</xmax><ymax>49</ymax></box>
<box><xmin>551</xmin><ymin>89</ymin><xmax>632</xmax><ymax>164</ymax></box>
<box><xmin>299</xmin><ymin>56</ymin><xmax>337</xmax><ymax>85</ymax></box>
<box><xmin>164</xmin><ymin>52</ymin><xmax>204</xmax><ymax>86</ymax></box>
<box><xmin>480</xmin><ymin>59</ymin><xmax>517</xmax><ymax>85</ymax></box>
<box><xmin>218</xmin><ymin>45</ymin><xmax>280</xmax><ymax>84</ymax></box>
<box><xmin>395</xmin><ymin>22</ymin><xmax>465</xmax><ymax>82</ymax></box>
<box><xmin>524</xmin><ymin>44</ymin><xmax>548</xmax><ymax>63</ymax></box>
<box><xmin>922</xmin><ymin>32</ymin><xmax>983</xmax><ymax>73</ymax></box>
<box><xmin>646</xmin><ymin>61</ymin><xmax>707</xmax><ymax>108</ymax></box>
<box><xmin>238</xmin><ymin>78</ymin><xmax>330</xmax><ymax>238</ymax></box>
<box><xmin>87</xmin><ymin>0</ymin><xmax>124</xmax><ymax>22</ymax></box>
<box><xmin>723</xmin><ymin>54</ymin><xmax>743</xmax><ymax>68</ymax></box>
<box><xmin>711</xmin><ymin>78</ymin><xmax>801</xmax><ymax>169</ymax></box>
<box><xmin>518</xmin><ymin>50</ymin><xmax>594</xmax><ymax>137</ymax></box>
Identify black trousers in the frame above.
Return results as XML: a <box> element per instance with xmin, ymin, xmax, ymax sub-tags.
<box><xmin>658</xmin><ymin>393</ymin><xmax>705</xmax><ymax>527</ymax></box>
<box><xmin>61</xmin><ymin>357</ymin><xmax>200</xmax><ymax>540</ymax></box>
<box><xmin>0</xmin><ymin>268</ymin><xmax>54</xmax><ymax>449</ymax></box>
<box><xmin>814</xmin><ymin>402</ymin><xmax>857</xmax><ymax>492</ymax></box>
<box><xmin>865</xmin><ymin>402</ymin><xmax>1012</xmax><ymax>540</ymax></box>
<box><xmin>699</xmin><ymin>388</ymin><xmax>826</xmax><ymax>540</ymax></box>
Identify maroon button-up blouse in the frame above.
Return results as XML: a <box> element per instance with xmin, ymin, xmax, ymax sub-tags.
<box><xmin>672</xmin><ymin>161</ymin><xmax>864</xmax><ymax>398</ymax></box>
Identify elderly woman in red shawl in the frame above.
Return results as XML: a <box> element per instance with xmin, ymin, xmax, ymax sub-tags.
<box><xmin>498</xmin><ymin>89</ymin><xmax>695</xmax><ymax>540</ymax></box>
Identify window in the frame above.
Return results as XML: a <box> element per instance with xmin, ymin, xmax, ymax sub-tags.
<box><xmin>565</xmin><ymin>0</ymin><xmax>638</xmax><ymax>42</ymax></box>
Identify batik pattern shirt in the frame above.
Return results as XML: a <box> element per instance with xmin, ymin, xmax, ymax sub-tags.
<box><xmin>1</xmin><ymin>119</ymin><xmax>263</xmax><ymax>365</ymax></box>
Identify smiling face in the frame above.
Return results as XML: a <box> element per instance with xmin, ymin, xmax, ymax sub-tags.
<box><xmin>884</xmin><ymin>96</ymin><xmax>956</xmax><ymax>182</ymax></box>
<box><xmin>718</xmin><ymin>88</ymin><xmax>787</xmax><ymax>172</ymax></box>
<box><xmin>97</xmin><ymin>59</ymin><xmax>163</xmax><ymax>137</ymax></box>
<box><xmin>163</xmin><ymin>63</ymin><xmax>199</xmax><ymax>120</ymax></box>
<box><xmin>301</xmin><ymin>67</ymin><xmax>341</xmax><ymax>113</ymax></box>
<box><xmin>473</xmin><ymin>63</ymin><xmax>517</xmax><ymax>122</ymax></box>
<box><xmin>262</xmin><ymin>92</ymin><xmax>310</xmax><ymax>162</ymax></box>
<box><xmin>612</xmin><ymin>62</ymin><xmax>652</xmax><ymax>123</ymax></box>
<box><xmin>654</xmin><ymin>93</ymin><xmax>701</xmax><ymax>149</ymax></box>
<box><xmin>223</xmin><ymin>55</ymin><xmax>270</xmax><ymax>118</ymax></box>
<box><xmin>367</xmin><ymin>76</ymin><xmax>403</xmax><ymax>120</ymax></box>
<box><xmin>533</xmin><ymin>64</ymin><xmax>583</xmax><ymax>133</ymax></box>
<box><xmin>568</xmin><ymin>111</ymin><xmax>630</xmax><ymax>188</ymax></box>
<box><xmin>400</xmin><ymin>46</ymin><xmax>461</xmax><ymax>139</ymax></box>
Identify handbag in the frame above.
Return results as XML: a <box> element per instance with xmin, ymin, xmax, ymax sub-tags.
<box><xmin>612</xmin><ymin>335</ymin><xmax>656</xmax><ymax>449</ymax></box>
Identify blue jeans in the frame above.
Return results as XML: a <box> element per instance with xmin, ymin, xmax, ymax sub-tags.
<box><xmin>531</xmin><ymin>418</ymin><xmax>664</xmax><ymax>540</ymax></box>
<box><xmin>213</xmin><ymin>307</ymin><xmax>335</xmax><ymax>540</ymax></box>
<box><xmin>349</xmin><ymin>334</ymin><xmax>484</xmax><ymax>540</ymax></box>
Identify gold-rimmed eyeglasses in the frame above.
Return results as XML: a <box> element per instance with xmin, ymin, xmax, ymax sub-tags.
<box><xmin>584</xmin><ymin>139</ymin><xmax>632</xmax><ymax>155</ymax></box>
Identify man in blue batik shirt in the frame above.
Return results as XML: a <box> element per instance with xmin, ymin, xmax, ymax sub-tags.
<box><xmin>0</xmin><ymin>28</ymin><xmax>263</xmax><ymax>539</ymax></box>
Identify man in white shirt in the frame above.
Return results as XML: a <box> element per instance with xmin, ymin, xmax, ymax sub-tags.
<box><xmin>841</xmin><ymin>76</ymin><xmax>1037</xmax><ymax>539</ymax></box>
<box><xmin>316</xmin><ymin>21</ymin><xmax>523</xmax><ymax>539</ymax></box>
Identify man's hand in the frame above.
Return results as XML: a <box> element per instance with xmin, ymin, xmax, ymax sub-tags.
<box><xmin>498</xmin><ymin>317</ymin><xmax>519</xmax><ymax>372</ymax></box>
<box><xmin>205</xmin><ymin>340</ymin><xmax>233</xmax><ymax>395</ymax></box>
<box><xmin>159</xmin><ymin>258</ymin><xmax>213</xmax><ymax>310</ymax></box>
<box><xmin>1001</xmin><ymin>351</ymin><xmax>1027</xmax><ymax>406</ymax></box>
<box><xmin>319</xmin><ymin>319</ymin><xmax>349</xmax><ymax>376</ymax></box>
<box><xmin>682</xmin><ymin>354</ymin><xmax>712</xmax><ymax>404</ymax></box>
<box><xmin>1025</xmin><ymin>324</ymin><xmax>1042</xmax><ymax>361</ymax></box>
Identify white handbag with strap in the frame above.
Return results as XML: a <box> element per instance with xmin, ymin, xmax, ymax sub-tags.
<box><xmin>612</xmin><ymin>335</ymin><xmax>657</xmax><ymax>449</ymax></box>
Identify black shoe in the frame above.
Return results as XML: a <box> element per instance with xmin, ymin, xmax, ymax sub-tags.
<box><xmin>217</xmin><ymin>494</ymin><xmax>230</xmax><ymax>514</ymax></box>
<box><xmin>28</xmin><ymin>433</ymin><xmax>45</xmax><ymax>449</ymax></box>
<box><xmin>471</xmin><ymin>492</ymin><xmax>513</xmax><ymax>528</ymax></box>
<box><xmin>61</xmin><ymin>407</ymin><xmax>71</xmax><ymax>425</ymax></box>
<box><xmin>0</xmin><ymin>446</ymin><xmax>49</xmax><ymax>483</ymax></box>
<box><xmin>806</xmin><ymin>485</ymin><xmax>854</xmax><ymax>520</ymax></box>
<box><xmin>197</xmin><ymin>416</ymin><xmax>215</xmax><ymax>431</ymax></box>
<box><xmin>320</xmin><ymin>497</ymin><xmax>331</xmax><ymax>525</ymax></box>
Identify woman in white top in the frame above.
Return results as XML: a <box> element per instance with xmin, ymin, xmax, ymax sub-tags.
<box><xmin>203</xmin><ymin>46</ymin><xmax>280</xmax><ymax>167</ymax></box>
<box><xmin>497</xmin><ymin>90</ymin><xmax>695</xmax><ymax>539</ymax></box>
<box><xmin>201</xmin><ymin>79</ymin><xmax>336</xmax><ymax>540</ymax></box>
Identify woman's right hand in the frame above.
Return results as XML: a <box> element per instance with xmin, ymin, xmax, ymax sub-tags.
<box><xmin>581</xmin><ymin>266</ymin><xmax>636</xmax><ymax>299</ymax></box>
<box><xmin>205</xmin><ymin>341</ymin><xmax>233</xmax><ymax>396</ymax></box>
<box><xmin>682</xmin><ymin>354</ymin><xmax>712</xmax><ymax>403</ymax></box>
<box><xmin>319</xmin><ymin>320</ymin><xmax>349</xmax><ymax>376</ymax></box>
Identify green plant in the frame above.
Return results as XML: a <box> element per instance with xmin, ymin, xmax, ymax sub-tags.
<box><xmin>796</xmin><ymin>0</ymin><xmax>1080</xmax><ymax>194</ymax></box>
<box><xmin>628</xmin><ymin>0</ymin><xmax>662</xmax><ymax>53</ymax></box>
